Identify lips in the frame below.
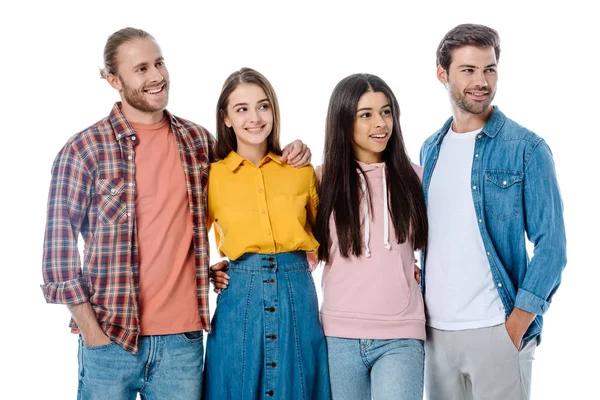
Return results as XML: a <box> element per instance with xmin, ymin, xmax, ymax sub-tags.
<box><xmin>466</xmin><ymin>89</ymin><xmax>489</xmax><ymax>99</ymax></box>
<box><xmin>369</xmin><ymin>131</ymin><xmax>388</xmax><ymax>139</ymax></box>
<box><xmin>144</xmin><ymin>82</ymin><xmax>166</xmax><ymax>94</ymax></box>
<box><xmin>245</xmin><ymin>125</ymin><xmax>266</xmax><ymax>134</ymax></box>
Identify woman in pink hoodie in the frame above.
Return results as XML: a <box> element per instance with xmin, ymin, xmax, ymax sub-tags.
<box><xmin>315</xmin><ymin>73</ymin><xmax>428</xmax><ymax>400</ymax></box>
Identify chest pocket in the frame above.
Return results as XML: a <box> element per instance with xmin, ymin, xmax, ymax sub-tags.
<box><xmin>483</xmin><ymin>170</ymin><xmax>524</xmax><ymax>221</ymax></box>
<box><xmin>96</xmin><ymin>177</ymin><xmax>128</xmax><ymax>225</ymax></box>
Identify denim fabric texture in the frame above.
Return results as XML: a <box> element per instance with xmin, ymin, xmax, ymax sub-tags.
<box><xmin>203</xmin><ymin>251</ymin><xmax>331</xmax><ymax>399</ymax></box>
<box><xmin>326</xmin><ymin>337</ymin><xmax>424</xmax><ymax>400</ymax></box>
<box><xmin>420</xmin><ymin>107</ymin><xmax>567</xmax><ymax>345</ymax></box>
<box><xmin>77</xmin><ymin>331</ymin><xmax>204</xmax><ymax>399</ymax></box>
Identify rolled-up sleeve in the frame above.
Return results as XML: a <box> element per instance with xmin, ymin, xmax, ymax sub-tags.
<box><xmin>41</xmin><ymin>143</ymin><xmax>92</xmax><ymax>304</ymax></box>
<box><xmin>515</xmin><ymin>140</ymin><xmax>567</xmax><ymax>315</ymax></box>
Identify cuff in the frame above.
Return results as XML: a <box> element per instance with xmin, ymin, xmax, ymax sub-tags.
<box><xmin>515</xmin><ymin>288</ymin><xmax>550</xmax><ymax>315</ymax></box>
<box><xmin>41</xmin><ymin>278</ymin><xmax>89</xmax><ymax>304</ymax></box>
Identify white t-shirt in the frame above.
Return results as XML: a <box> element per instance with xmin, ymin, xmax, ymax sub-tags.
<box><xmin>425</xmin><ymin>127</ymin><xmax>505</xmax><ymax>330</ymax></box>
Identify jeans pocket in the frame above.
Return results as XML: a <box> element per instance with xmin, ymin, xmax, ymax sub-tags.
<box><xmin>82</xmin><ymin>341</ymin><xmax>115</xmax><ymax>351</ymax></box>
<box><xmin>181</xmin><ymin>330</ymin><xmax>204</xmax><ymax>344</ymax></box>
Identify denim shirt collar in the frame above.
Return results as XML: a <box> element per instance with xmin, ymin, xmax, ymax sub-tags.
<box><xmin>434</xmin><ymin>106</ymin><xmax>507</xmax><ymax>145</ymax></box>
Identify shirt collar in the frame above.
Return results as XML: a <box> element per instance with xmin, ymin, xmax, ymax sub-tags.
<box><xmin>435</xmin><ymin>106</ymin><xmax>506</xmax><ymax>145</ymax></box>
<box><xmin>223</xmin><ymin>151</ymin><xmax>282</xmax><ymax>172</ymax></box>
<box><xmin>108</xmin><ymin>102</ymin><xmax>180</xmax><ymax>141</ymax></box>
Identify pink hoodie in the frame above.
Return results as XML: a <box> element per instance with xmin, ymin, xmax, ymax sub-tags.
<box><xmin>317</xmin><ymin>160</ymin><xmax>425</xmax><ymax>340</ymax></box>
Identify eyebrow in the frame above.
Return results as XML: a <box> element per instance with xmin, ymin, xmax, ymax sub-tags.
<box><xmin>232</xmin><ymin>98</ymin><xmax>269</xmax><ymax>108</ymax></box>
<box><xmin>356</xmin><ymin>104</ymin><xmax>391</xmax><ymax>112</ymax></box>
<box><xmin>457</xmin><ymin>63</ymin><xmax>497</xmax><ymax>69</ymax></box>
<box><xmin>132</xmin><ymin>57</ymin><xmax>164</xmax><ymax>70</ymax></box>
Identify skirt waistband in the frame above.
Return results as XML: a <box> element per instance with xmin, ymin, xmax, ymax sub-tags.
<box><xmin>229</xmin><ymin>251</ymin><xmax>308</xmax><ymax>272</ymax></box>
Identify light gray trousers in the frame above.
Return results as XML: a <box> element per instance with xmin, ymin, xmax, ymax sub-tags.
<box><xmin>425</xmin><ymin>324</ymin><xmax>536</xmax><ymax>400</ymax></box>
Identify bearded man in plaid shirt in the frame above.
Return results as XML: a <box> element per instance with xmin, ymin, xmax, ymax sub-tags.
<box><xmin>41</xmin><ymin>27</ymin><xmax>311</xmax><ymax>400</ymax></box>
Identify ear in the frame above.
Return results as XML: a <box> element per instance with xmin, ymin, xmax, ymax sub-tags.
<box><xmin>106</xmin><ymin>74</ymin><xmax>122</xmax><ymax>91</ymax></box>
<box><xmin>437</xmin><ymin>65</ymin><xmax>448</xmax><ymax>85</ymax></box>
<box><xmin>221</xmin><ymin>110</ymin><xmax>232</xmax><ymax>128</ymax></box>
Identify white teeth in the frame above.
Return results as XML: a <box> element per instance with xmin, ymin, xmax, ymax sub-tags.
<box><xmin>145</xmin><ymin>85</ymin><xmax>163</xmax><ymax>94</ymax></box>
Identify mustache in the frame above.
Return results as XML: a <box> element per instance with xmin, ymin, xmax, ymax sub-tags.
<box><xmin>465</xmin><ymin>86</ymin><xmax>489</xmax><ymax>92</ymax></box>
<box><xmin>142</xmin><ymin>80</ymin><xmax>167</xmax><ymax>90</ymax></box>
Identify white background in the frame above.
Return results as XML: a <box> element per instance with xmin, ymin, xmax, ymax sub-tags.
<box><xmin>1</xmin><ymin>0</ymin><xmax>598</xmax><ymax>398</ymax></box>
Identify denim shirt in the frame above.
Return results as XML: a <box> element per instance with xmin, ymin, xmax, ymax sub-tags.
<box><xmin>420</xmin><ymin>107</ymin><xmax>567</xmax><ymax>345</ymax></box>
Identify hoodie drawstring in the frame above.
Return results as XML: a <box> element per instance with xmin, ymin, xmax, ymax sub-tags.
<box><xmin>358</xmin><ymin>166</ymin><xmax>391</xmax><ymax>258</ymax></box>
<box><xmin>382</xmin><ymin>166</ymin><xmax>391</xmax><ymax>250</ymax></box>
<box><xmin>358</xmin><ymin>172</ymin><xmax>371</xmax><ymax>257</ymax></box>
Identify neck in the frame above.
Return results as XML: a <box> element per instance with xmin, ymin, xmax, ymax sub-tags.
<box><xmin>450</xmin><ymin>104</ymin><xmax>493</xmax><ymax>133</ymax></box>
<box><xmin>120</xmin><ymin>102</ymin><xmax>164</xmax><ymax>124</ymax></box>
<box><xmin>355</xmin><ymin>152</ymin><xmax>383</xmax><ymax>165</ymax></box>
<box><xmin>237</xmin><ymin>142</ymin><xmax>269</xmax><ymax>166</ymax></box>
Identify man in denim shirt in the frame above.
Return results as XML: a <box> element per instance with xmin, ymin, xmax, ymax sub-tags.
<box><xmin>420</xmin><ymin>24</ymin><xmax>566</xmax><ymax>400</ymax></box>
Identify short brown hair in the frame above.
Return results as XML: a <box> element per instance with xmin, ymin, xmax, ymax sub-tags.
<box><xmin>215</xmin><ymin>68</ymin><xmax>282</xmax><ymax>160</ymax></box>
<box><xmin>100</xmin><ymin>27</ymin><xmax>153</xmax><ymax>79</ymax></box>
<box><xmin>436</xmin><ymin>24</ymin><xmax>501</xmax><ymax>71</ymax></box>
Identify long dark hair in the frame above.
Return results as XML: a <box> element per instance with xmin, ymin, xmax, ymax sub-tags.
<box><xmin>315</xmin><ymin>73</ymin><xmax>428</xmax><ymax>262</ymax></box>
<box><xmin>215</xmin><ymin>67</ymin><xmax>282</xmax><ymax>160</ymax></box>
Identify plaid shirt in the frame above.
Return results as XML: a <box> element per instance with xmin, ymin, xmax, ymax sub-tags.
<box><xmin>41</xmin><ymin>103</ymin><xmax>214</xmax><ymax>353</ymax></box>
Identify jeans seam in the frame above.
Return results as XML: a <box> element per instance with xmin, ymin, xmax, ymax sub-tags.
<box><xmin>240</xmin><ymin>272</ymin><xmax>255</xmax><ymax>398</ymax></box>
<box><xmin>287</xmin><ymin>271</ymin><xmax>306</xmax><ymax>400</ymax></box>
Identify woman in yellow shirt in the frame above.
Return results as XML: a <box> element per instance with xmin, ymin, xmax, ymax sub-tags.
<box><xmin>202</xmin><ymin>68</ymin><xmax>331</xmax><ymax>399</ymax></box>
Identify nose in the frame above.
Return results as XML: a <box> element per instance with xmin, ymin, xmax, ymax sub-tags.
<box><xmin>148</xmin><ymin>66</ymin><xmax>164</xmax><ymax>83</ymax></box>
<box><xmin>374</xmin><ymin>112</ymin><xmax>387</xmax><ymax>128</ymax></box>
<box><xmin>250</xmin><ymin>108</ymin><xmax>263</xmax><ymax>123</ymax></box>
<box><xmin>472</xmin><ymin>69</ymin><xmax>488</xmax><ymax>88</ymax></box>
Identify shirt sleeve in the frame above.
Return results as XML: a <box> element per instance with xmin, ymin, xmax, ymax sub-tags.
<box><xmin>307</xmin><ymin>167</ymin><xmax>319</xmax><ymax>228</ymax></box>
<box><xmin>41</xmin><ymin>143</ymin><xmax>92</xmax><ymax>304</ymax></box>
<box><xmin>207</xmin><ymin>129</ymin><xmax>217</xmax><ymax>163</ymax></box>
<box><xmin>515</xmin><ymin>139</ymin><xmax>567</xmax><ymax>315</ymax></box>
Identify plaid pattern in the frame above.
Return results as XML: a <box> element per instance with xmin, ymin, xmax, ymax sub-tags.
<box><xmin>41</xmin><ymin>103</ymin><xmax>214</xmax><ymax>353</ymax></box>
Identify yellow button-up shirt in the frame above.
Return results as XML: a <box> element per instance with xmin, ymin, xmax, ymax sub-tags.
<box><xmin>208</xmin><ymin>151</ymin><xmax>319</xmax><ymax>260</ymax></box>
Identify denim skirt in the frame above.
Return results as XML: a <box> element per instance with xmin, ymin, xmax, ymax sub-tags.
<box><xmin>203</xmin><ymin>251</ymin><xmax>331</xmax><ymax>399</ymax></box>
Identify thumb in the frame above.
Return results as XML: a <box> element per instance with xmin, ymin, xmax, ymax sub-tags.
<box><xmin>280</xmin><ymin>144</ymin><xmax>294</xmax><ymax>162</ymax></box>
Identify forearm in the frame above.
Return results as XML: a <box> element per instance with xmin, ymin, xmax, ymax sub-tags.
<box><xmin>68</xmin><ymin>302</ymin><xmax>110</xmax><ymax>345</ymax></box>
<box><xmin>505</xmin><ymin>307</ymin><xmax>536</xmax><ymax>347</ymax></box>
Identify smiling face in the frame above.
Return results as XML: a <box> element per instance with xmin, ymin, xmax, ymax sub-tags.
<box><xmin>223</xmin><ymin>83</ymin><xmax>273</xmax><ymax>156</ymax></box>
<box><xmin>107</xmin><ymin>37</ymin><xmax>169</xmax><ymax>121</ymax></box>
<box><xmin>351</xmin><ymin>91</ymin><xmax>393</xmax><ymax>164</ymax></box>
<box><xmin>438</xmin><ymin>45</ymin><xmax>497</xmax><ymax>116</ymax></box>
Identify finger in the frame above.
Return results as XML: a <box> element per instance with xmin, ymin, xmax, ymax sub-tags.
<box><xmin>212</xmin><ymin>276</ymin><xmax>230</xmax><ymax>285</ymax></box>
<box><xmin>280</xmin><ymin>143</ymin><xmax>293</xmax><ymax>162</ymax></box>
<box><xmin>287</xmin><ymin>144</ymin><xmax>306</xmax><ymax>166</ymax></box>
<box><xmin>293</xmin><ymin>147</ymin><xmax>311</xmax><ymax>167</ymax></box>
<box><xmin>287</xmin><ymin>142</ymin><xmax>304</xmax><ymax>164</ymax></box>
<box><xmin>214</xmin><ymin>288</ymin><xmax>222</xmax><ymax>294</ymax></box>
<box><xmin>213</xmin><ymin>281</ymin><xmax>229</xmax><ymax>289</ymax></box>
<box><xmin>211</xmin><ymin>261</ymin><xmax>229</xmax><ymax>271</ymax></box>
<box><xmin>212</xmin><ymin>271</ymin><xmax>230</xmax><ymax>280</ymax></box>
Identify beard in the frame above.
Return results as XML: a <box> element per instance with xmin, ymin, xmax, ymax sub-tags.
<box><xmin>449</xmin><ymin>83</ymin><xmax>495</xmax><ymax>115</ymax></box>
<box><xmin>120</xmin><ymin>77</ymin><xmax>169</xmax><ymax>113</ymax></box>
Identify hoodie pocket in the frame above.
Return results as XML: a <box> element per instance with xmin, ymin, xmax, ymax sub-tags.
<box><xmin>322</xmin><ymin>250</ymin><xmax>411</xmax><ymax>317</ymax></box>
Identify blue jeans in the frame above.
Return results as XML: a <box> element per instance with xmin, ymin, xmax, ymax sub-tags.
<box><xmin>77</xmin><ymin>331</ymin><xmax>204</xmax><ymax>400</ymax></box>
<box><xmin>326</xmin><ymin>337</ymin><xmax>424</xmax><ymax>400</ymax></box>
